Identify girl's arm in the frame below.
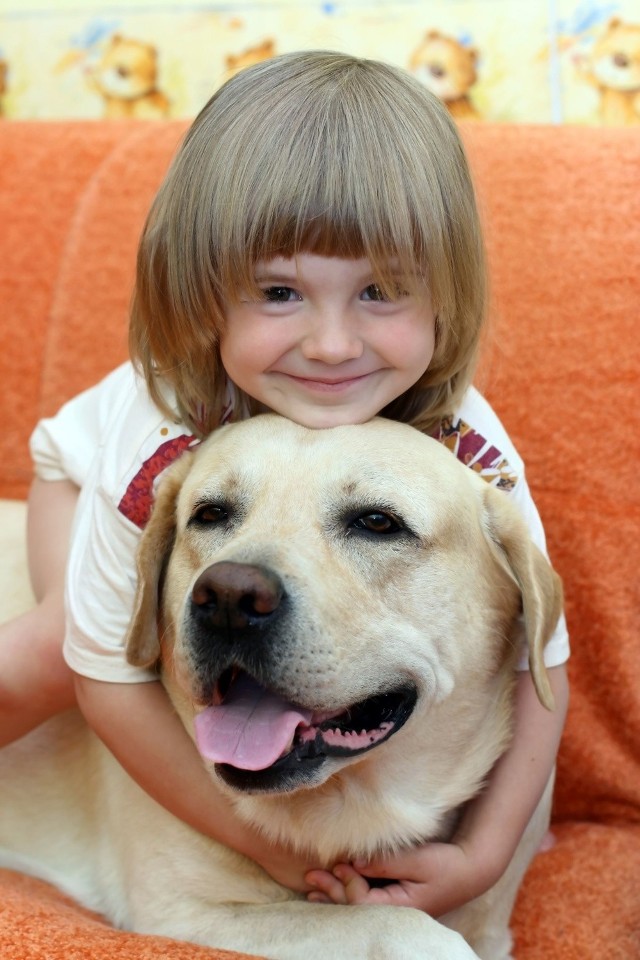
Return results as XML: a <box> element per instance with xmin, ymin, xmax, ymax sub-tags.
<box><xmin>74</xmin><ymin>674</ymin><xmax>317</xmax><ymax>892</ymax></box>
<box><xmin>306</xmin><ymin>664</ymin><xmax>569</xmax><ymax>915</ymax></box>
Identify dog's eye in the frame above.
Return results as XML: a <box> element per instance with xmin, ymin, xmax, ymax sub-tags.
<box><xmin>192</xmin><ymin>504</ymin><xmax>228</xmax><ymax>525</ymax></box>
<box><xmin>350</xmin><ymin>511</ymin><xmax>403</xmax><ymax>535</ymax></box>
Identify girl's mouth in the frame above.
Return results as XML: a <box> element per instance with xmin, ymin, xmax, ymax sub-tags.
<box><xmin>279</xmin><ymin>372</ymin><xmax>374</xmax><ymax>392</ymax></box>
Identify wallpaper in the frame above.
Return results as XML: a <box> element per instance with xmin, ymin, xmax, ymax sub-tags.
<box><xmin>0</xmin><ymin>0</ymin><xmax>639</xmax><ymax>125</ymax></box>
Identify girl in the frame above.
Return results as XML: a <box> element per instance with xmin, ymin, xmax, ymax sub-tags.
<box><xmin>0</xmin><ymin>51</ymin><xmax>569</xmax><ymax>917</ymax></box>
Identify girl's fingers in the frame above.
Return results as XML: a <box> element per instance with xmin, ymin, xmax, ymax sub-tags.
<box><xmin>305</xmin><ymin>868</ymin><xmax>350</xmax><ymax>905</ymax></box>
<box><xmin>306</xmin><ymin>864</ymin><xmax>372</xmax><ymax>905</ymax></box>
<box><xmin>332</xmin><ymin>864</ymin><xmax>371</xmax><ymax>904</ymax></box>
<box><xmin>306</xmin><ymin>890</ymin><xmax>333</xmax><ymax>905</ymax></box>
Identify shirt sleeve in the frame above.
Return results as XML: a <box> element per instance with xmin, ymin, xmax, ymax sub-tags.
<box><xmin>61</xmin><ymin>364</ymin><xmax>181</xmax><ymax>683</ymax></box>
<box><xmin>454</xmin><ymin>387</ymin><xmax>570</xmax><ymax>668</ymax></box>
<box><xmin>30</xmin><ymin>363</ymin><xmax>136</xmax><ymax>487</ymax></box>
<box><xmin>63</xmin><ymin>456</ymin><xmax>157</xmax><ymax>683</ymax></box>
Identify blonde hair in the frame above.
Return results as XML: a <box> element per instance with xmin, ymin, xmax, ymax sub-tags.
<box><xmin>130</xmin><ymin>50</ymin><xmax>486</xmax><ymax>436</ymax></box>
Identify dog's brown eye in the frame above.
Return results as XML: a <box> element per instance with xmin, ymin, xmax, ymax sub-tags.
<box><xmin>193</xmin><ymin>504</ymin><xmax>228</xmax><ymax>525</ymax></box>
<box><xmin>351</xmin><ymin>512</ymin><xmax>402</xmax><ymax>535</ymax></box>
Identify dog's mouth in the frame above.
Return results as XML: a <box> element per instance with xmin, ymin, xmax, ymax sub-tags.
<box><xmin>194</xmin><ymin>670</ymin><xmax>417</xmax><ymax>790</ymax></box>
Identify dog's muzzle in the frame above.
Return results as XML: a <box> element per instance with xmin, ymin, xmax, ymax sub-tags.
<box><xmin>186</xmin><ymin>561</ymin><xmax>418</xmax><ymax>794</ymax></box>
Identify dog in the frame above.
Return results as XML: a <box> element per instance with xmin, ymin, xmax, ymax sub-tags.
<box><xmin>0</xmin><ymin>415</ymin><xmax>562</xmax><ymax>959</ymax></box>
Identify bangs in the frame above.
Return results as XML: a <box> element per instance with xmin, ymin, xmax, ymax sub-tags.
<box><xmin>172</xmin><ymin>52</ymin><xmax>467</xmax><ymax>309</ymax></box>
<box><xmin>220</xmin><ymin>198</ymin><xmax>429</xmax><ymax>307</ymax></box>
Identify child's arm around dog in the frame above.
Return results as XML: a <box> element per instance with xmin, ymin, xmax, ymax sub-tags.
<box><xmin>74</xmin><ymin>658</ymin><xmax>569</xmax><ymax>914</ymax></box>
<box><xmin>306</xmin><ymin>665</ymin><xmax>569</xmax><ymax>915</ymax></box>
<box><xmin>74</xmin><ymin>676</ymin><xmax>318</xmax><ymax>890</ymax></box>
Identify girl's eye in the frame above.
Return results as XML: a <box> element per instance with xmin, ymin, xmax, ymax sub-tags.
<box><xmin>362</xmin><ymin>283</ymin><xmax>387</xmax><ymax>302</ymax></box>
<box><xmin>262</xmin><ymin>286</ymin><xmax>300</xmax><ymax>303</ymax></box>
<box><xmin>361</xmin><ymin>283</ymin><xmax>408</xmax><ymax>303</ymax></box>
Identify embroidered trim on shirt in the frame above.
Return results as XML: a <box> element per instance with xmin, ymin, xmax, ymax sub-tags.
<box><xmin>434</xmin><ymin>415</ymin><xmax>518</xmax><ymax>491</ymax></box>
<box><xmin>118</xmin><ymin>434</ymin><xmax>199</xmax><ymax>528</ymax></box>
<box><xmin>117</xmin><ymin>400</ymin><xmax>234</xmax><ymax>530</ymax></box>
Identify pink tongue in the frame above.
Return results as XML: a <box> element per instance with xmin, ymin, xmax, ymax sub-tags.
<box><xmin>194</xmin><ymin>674</ymin><xmax>314</xmax><ymax>771</ymax></box>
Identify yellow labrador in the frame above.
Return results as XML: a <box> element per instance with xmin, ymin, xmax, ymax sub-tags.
<box><xmin>0</xmin><ymin>415</ymin><xmax>562</xmax><ymax>960</ymax></box>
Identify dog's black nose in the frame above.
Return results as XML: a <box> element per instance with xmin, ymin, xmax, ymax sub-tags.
<box><xmin>191</xmin><ymin>562</ymin><xmax>284</xmax><ymax>630</ymax></box>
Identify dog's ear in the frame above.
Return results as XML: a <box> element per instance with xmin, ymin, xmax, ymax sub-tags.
<box><xmin>480</xmin><ymin>486</ymin><xmax>563</xmax><ymax>711</ymax></box>
<box><xmin>125</xmin><ymin>452</ymin><xmax>195</xmax><ymax>668</ymax></box>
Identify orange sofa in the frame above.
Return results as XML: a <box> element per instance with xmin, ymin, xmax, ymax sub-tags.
<box><xmin>0</xmin><ymin>119</ymin><xmax>638</xmax><ymax>959</ymax></box>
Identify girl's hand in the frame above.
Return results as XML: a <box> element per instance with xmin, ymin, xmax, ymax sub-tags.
<box><xmin>305</xmin><ymin>839</ymin><xmax>501</xmax><ymax>917</ymax></box>
<box><xmin>304</xmin><ymin>667</ymin><xmax>568</xmax><ymax>916</ymax></box>
<box><xmin>250</xmin><ymin>838</ymin><xmax>322</xmax><ymax>893</ymax></box>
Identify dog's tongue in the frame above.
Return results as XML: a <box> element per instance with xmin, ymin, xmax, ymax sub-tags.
<box><xmin>194</xmin><ymin>674</ymin><xmax>313</xmax><ymax>771</ymax></box>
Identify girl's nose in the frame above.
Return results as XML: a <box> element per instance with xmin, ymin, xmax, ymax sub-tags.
<box><xmin>300</xmin><ymin>313</ymin><xmax>364</xmax><ymax>364</ymax></box>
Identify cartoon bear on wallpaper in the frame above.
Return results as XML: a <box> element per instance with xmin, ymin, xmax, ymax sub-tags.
<box><xmin>86</xmin><ymin>34</ymin><xmax>170</xmax><ymax>119</ymax></box>
<box><xmin>224</xmin><ymin>39</ymin><xmax>276</xmax><ymax>81</ymax></box>
<box><xmin>409</xmin><ymin>30</ymin><xmax>480</xmax><ymax>120</ymax></box>
<box><xmin>575</xmin><ymin>17</ymin><xmax>640</xmax><ymax>125</ymax></box>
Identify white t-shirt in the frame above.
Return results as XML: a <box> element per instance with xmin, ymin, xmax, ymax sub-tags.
<box><xmin>30</xmin><ymin>361</ymin><xmax>570</xmax><ymax>682</ymax></box>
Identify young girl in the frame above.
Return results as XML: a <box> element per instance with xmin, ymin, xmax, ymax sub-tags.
<box><xmin>1</xmin><ymin>50</ymin><xmax>569</xmax><ymax>917</ymax></box>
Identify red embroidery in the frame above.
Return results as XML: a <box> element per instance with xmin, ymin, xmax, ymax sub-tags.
<box><xmin>118</xmin><ymin>434</ymin><xmax>199</xmax><ymax>529</ymax></box>
<box><xmin>117</xmin><ymin>398</ymin><xmax>232</xmax><ymax>530</ymax></box>
<box><xmin>435</xmin><ymin>416</ymin><xmax>518</xmax><ymax>491</ymax></box>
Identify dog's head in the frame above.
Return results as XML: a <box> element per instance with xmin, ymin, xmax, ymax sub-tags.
<box><xmin>125</xmin><ymin>415</ymin><xmax>561</xmax><ymax>818</ymax></box>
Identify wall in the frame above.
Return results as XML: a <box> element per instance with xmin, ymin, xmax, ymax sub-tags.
<box><xmin>0</xmin><ymin>1</ymin><xmax>639</xmax><ymax>125</ymax></box>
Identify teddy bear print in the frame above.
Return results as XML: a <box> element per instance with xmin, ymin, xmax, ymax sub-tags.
<box><xmin>86</xmin><ymin>34</ymin><xmax>170</xmax><ymax>119</ymax></box>
<box><xmin>224</xmin><ymin>39</ymin><xmax>276</xmax><ymax>82</ymax></box>
<box><xmin>574</xmin><ymin>17</ymin><xmax>640</xmax><ymax>126</ymax></box>
<box><xmin>409</xmin><ymin>30</ymin><xmax>480</xmax><ymax>120</ymax></box>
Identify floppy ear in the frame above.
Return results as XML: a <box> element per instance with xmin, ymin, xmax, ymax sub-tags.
<box><xmin>481</xmin><ymin>486</ymin><xmax>563</xmax><ymax>711</ymax></box>
<box><xmin>125</xmin><ymin>452</ymin><xmax>195</xmax><ymax>668</ymax></box>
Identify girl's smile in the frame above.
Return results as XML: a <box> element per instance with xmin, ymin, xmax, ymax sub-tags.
<box><xmin>275</xmin><ymin>371</ymin><xmax>377</xmax><ymax>391</ymax></box>
<box><xmin>220</xmin><ymin>254</ymin><xmax>436</xmax><ymax>429</ymax></box>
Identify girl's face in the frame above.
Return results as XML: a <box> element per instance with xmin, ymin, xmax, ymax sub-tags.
<box><xmin>220</xmin><ymin>254</ymin><xmax>436</xmax><ymax>429</ymax></box>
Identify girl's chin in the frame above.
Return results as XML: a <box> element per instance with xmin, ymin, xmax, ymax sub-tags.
<box><xmin>255</xmin><ymin>395</ymin><xmax>382</xmax><ymax>429</ymax></box>
<box><xmin>261</xmin><ymin>408</ymin><xmax>371</xmax><ymax>430</ymax></box>
<box><xmin>291</xmin><ymin>412</ymin><xmax>373</xmax><ymax>430</ymax></box>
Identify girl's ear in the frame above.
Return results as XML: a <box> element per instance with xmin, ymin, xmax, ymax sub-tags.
<box><xmin>480</xmin><ymin>485</ymin><xmax>564</xmax><ymax>711</ymax></box>
<box><xmin>125</xmin><ymin>452</ymin><xmax>195</xmax><ymax>668</ymax></box>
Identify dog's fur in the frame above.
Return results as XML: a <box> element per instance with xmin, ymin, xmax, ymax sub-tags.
<box><xmin>0</xmin><ymin>416</ymin><xmax>562</xmax><ymax>959</ymax></box>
